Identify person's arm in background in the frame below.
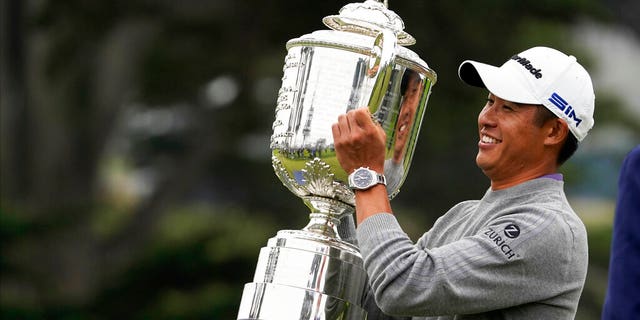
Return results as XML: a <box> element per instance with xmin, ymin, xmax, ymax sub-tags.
<box><xmin>602</xmin><ymin>144</ymin><xmax>640</xmax><ymax>319</ymax></box>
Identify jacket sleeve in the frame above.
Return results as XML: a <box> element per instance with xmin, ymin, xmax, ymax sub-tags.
<box><xmin>355</xmin><ymin>211</ymin><xmax>586</xmax><ymax>317</ymax></box>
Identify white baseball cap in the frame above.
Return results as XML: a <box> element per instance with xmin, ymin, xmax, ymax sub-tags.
<box><xmin>458</xmin><ymin>46</ymin><xmax>595</xmax><ymax>141</ymax></box>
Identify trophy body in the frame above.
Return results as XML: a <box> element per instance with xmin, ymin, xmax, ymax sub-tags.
<box><xmin>238</xmin><ymin>1</ymin><xmax>436</xmax><ymax>319</ymax></box>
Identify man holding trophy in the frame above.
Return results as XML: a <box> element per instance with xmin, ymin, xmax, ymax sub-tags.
<box><xmin>332</xmin><ymin>46</ymin><xmax>594</xmax><ymax>319</ymax></box>
<box><xmin>237</xmin><ymin>1</ymin><xmax>594</xmax><ymax>319</ymax></box>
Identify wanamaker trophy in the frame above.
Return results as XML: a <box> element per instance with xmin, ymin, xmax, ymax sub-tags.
<box><xmin>237</xmin><ymin>0</ymin><xmax>437</xmax><ymax>319</ymax></box>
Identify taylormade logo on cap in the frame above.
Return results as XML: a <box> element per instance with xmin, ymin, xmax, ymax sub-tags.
<box><xmin>510</xmin><ymin>54</ymin><xmax>543</xmax><ymax>79</ymax></box>
<box><xmin>458</xmin><ymin>46</ymin><xmax>595</xmax><ymax>141</ymax></box>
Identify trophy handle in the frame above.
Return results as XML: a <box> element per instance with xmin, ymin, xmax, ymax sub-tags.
<box><xmin>366</xmin><ymin>29</ymin><xmax>397</xmax><ymax>117</ymax></box>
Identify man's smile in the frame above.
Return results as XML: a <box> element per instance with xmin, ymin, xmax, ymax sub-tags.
<box><xmin>480</xmin><ymin>134</ymin><xmax>502</xmax><ymax>144</ymax></box>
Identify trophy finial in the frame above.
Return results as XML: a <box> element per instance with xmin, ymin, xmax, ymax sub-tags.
<box><xmin>322</xmin><ymin>0</ymin><xmax>416</xmax><ymax>46</ymax></box>
<box><xmin>372</xmin><ymin>0</ymin><xmax>389</xmax><ymax>8</ymax></box>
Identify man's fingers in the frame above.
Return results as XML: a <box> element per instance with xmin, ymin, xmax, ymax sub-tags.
<box><xmin>348</xmin><ymin>108</ymin><xmax>375</xmax><ymax>129</ymax></box>
<box><xmin>338</xmin><ymin>113</ymin><xmax>351</xmax><ymax>133</ymax></box>
<box><xmin>333</xmin><ymin>108</ymin><xmax>376</xmax><ymax>142</ymax></box>
<box><xmin>331</xmin><ymin>122</ymin><xmax>341</xmax><ymax>138</ymax></box>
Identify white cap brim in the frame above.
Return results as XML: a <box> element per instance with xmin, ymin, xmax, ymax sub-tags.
<box><xmin>458</xmin><ymin>60</ymin><xmax>539</xmax><ymax>105</ymax></box>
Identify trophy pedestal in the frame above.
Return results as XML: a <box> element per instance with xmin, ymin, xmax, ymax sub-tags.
<box><xmin>237</xmin><ymin>230</ymin><xmax>368</xmax><ymax>320</ymax></box>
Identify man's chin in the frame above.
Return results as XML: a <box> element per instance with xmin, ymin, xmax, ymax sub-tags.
<box><xmin>475</xmin><ymin>153</ymin><xmax>493</xmax><ymax>173</ymax></box>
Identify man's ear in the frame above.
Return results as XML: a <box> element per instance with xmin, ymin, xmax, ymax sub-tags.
<box><xmin>544</xmin><ymin>118</ymin><xmax>569</xmax><ymax>146</ymax></box>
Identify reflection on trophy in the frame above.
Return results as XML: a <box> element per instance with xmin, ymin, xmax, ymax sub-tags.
<box><xmin>237</xmin><ymin>0</ymin><xmax>437</xmax><ymax>319</ymax></box>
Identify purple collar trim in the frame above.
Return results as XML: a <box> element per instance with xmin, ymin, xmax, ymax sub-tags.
<box><xmin>541</xmin><ymin>173</ymin><xmax>563</xmax><ymax>181</ymax></box>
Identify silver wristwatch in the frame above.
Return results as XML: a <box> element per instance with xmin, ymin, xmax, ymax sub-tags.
<box><xmin>348</xmin><ymin>167</ymin><xmax>386</xmax><ymax>190</ymax></box>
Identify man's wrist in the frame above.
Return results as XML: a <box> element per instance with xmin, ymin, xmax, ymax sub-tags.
<box><xmin>354</xmin><ymin>183</ymin><xmax>392</xmax><ymax>225</ymax></box>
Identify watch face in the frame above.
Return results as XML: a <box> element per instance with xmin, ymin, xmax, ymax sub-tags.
<box><xmin>354</xmin><ymin>169</ymin><xmax>373</xmax><ymax>188</ymax></box>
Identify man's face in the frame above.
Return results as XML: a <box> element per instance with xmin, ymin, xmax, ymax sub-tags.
<box><xmin>393</xmin><ymin>74</ymin><xmax>422</xmax><ymax>161</ymax></box>
<box><xmin>476</xmin><ymin>93</ymin><xmax>549</xmax><ymax>183</ymax></box>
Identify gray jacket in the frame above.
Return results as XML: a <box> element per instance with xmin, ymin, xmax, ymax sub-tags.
<box><xmin>343</xmin><ymin>177</ymin><xmax>588</xmax><ymax>319</ymax></box>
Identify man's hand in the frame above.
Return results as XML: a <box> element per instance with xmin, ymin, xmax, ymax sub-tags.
<box><xmin>331</xmin><ymin>108</ymin><xmax>387</xmax><ymax>174</ymax></box>
<box><xmin>332</xmin><ymin>107</ymin><xmax>392</xmax><ymax>225</ymax></box>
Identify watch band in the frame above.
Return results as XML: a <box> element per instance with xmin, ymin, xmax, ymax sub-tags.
<box><xmin>373</xmin><ymin>172</ymin><xmax>386</xmax><ymax>185</ymax></box>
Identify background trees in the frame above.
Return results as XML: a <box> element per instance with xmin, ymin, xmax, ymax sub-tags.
<box><xmin>2</xmin><ymin>0</ymin><xmax>639</xmax><ymax>319</ymax></box>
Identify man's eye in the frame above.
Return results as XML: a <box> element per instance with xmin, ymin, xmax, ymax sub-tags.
<box><xmin>486</xmin><ymin>98</ymin><xmax>494</xmax><ymax>106</ymax></box>
<box><xmin>503</xmin><ymin>105</ymin><xmax>514</xmax><ymax>111</ymax></box>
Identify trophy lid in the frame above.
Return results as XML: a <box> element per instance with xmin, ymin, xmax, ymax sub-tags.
<box><xmin>322</xmin><ymin>0</ymin><xmax>416</xmax><ymax>46</ymax></box>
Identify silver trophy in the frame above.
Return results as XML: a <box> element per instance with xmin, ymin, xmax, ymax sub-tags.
<box><xmin>237</xmin><ymin>1</ymin><xmax>436</xmax><ymax>319</ymax></box>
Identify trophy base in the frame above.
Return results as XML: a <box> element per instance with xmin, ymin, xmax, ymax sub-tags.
<box><xmin>237</xmin><ymin>282</ymin><xmax>367</xmax><ymax>320</ymax></box>
<box><xmin>237</xmin><ymin>230</ymin><xmax>368</xmax><ymax>320</ymax></box>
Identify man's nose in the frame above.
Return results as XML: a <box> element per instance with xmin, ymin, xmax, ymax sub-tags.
<box><xmin>478</xmin><ymin>105</ymin><xmax>498</xmax><ymax>128</ymax></box>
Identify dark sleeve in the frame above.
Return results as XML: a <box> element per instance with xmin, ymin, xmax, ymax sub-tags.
<box><xmin>602</xmin><ymin>145</ymin><xmax>640</xmax><ymax>319</ymax></box>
